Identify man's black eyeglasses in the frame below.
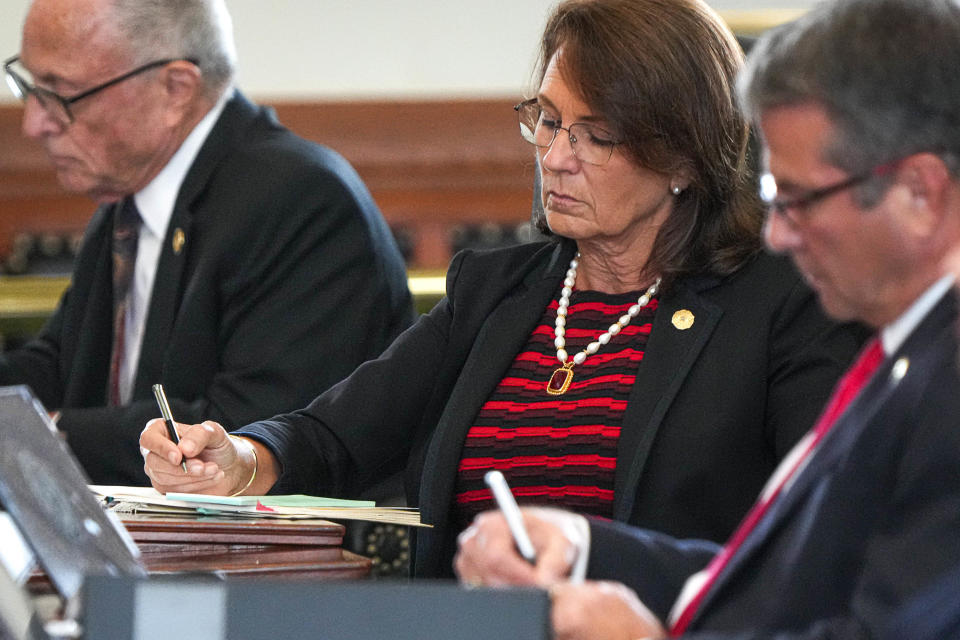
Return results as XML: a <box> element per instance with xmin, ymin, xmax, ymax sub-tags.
<box><xmin>759</xmin><ymin>161</ymin><xmax>899</xmax><ymax>224</ymax></box>
<box><xmin>3</xmin><ymin>55</ymin><xmax>197</xmax><ymax>126</ymax></box>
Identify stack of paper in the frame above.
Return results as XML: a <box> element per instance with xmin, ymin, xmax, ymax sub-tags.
<box><xmin>90</xmin><ymin>486</ymin><xmax>425</xmax><ymax>527</ymax></box>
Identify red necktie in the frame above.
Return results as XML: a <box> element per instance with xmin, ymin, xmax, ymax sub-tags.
<box><xmin>670</xmin><ymin>336</ymin><xmax>884</xmax><ymax>636</ymax></box>
<box><xmin>107</xmin><ymin>197</ymin><xmax>141</xmax><ymax>406</ymax></box>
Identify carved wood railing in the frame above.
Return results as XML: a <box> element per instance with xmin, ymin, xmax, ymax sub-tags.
<box><xmin>0</xmin><ymin>99</ymin><xmax>538</xmax><ymax>271</ymax></box>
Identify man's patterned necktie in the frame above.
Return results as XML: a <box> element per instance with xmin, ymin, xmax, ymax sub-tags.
<box><xmin>107</xmin><ymin>197</ymin><xmax>141</xmax><ymax>406</ymax></box>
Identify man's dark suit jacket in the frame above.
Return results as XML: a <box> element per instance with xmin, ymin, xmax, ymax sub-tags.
<box><xmin>587</xmin><ymin>290</ymin><xmax>960</xmax><ymax>638</ymax></box>
<box><xmin>883</xmin><ymin>560</ymin><xmax>960</xmax><ymax>640</ymax></box>
<box><xmin>240</xmin><ymin>240</ymin><xmax>865</xmax><ymax>577</ymax></box>
<box><xmin>0</xmin><ymin>92</ymin><xmax>413</xmax><ymax>485</ymax></box>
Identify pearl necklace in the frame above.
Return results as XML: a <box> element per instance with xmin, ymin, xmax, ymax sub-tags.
<box><xmin>547</xmin><ymin>253</ymin><xmax>661</xmax><ymax>395</ymax></box>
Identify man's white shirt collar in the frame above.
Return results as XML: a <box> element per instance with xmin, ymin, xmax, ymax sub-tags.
<box><xmin>880</xmin><ymin>274</ymin><xmax>955</xmax><ymax>356</ymax></box>
<box><xmin>117</xmin><ymin>88</ymin><xmax>232</xmax><ymax>404</ymax></box>
<box><xmin>133</xmin><ymin>88</ymin><xmax>232</xmax><ymax>238</ymax></box>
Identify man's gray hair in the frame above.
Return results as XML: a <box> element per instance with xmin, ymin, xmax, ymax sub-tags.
<box><xmin>738</xmin><ymin>0</ymin><xmax>960</xmax><ymax>183</ymax></box>
<box><xmin>110</xmin><ymin>0</ymin><xmax>236</xmax><ymax>98</ymax></box>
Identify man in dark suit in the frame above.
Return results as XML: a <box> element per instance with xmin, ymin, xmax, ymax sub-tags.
<box><xmin>0</xmin><ymin>0</ymin><xmax>412</xmax><ymax>485</ymax></box>
<box><xmin>454</xmin><ymin>0</ymin><xmax>960</xmax><ymax>637</ymax></box>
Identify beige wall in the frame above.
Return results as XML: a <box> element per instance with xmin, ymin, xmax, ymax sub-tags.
<box><xmin>0</xmin><ymin>0</ymin><xmax>808</xmax><ymax>103</ymax></box>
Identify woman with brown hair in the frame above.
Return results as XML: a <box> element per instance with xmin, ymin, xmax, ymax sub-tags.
<box><xmin>140</xmin><ymin>0</ymin><xmax>865</xmax><ymax>577</ymax></box>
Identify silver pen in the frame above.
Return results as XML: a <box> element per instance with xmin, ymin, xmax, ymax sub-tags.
<box><xmin>484</xmin><ymin>470</ymin><xmax>537</xmax><ymax>564</ymax></box>
<box><xmin>152</xmin><ymin>383</ymin><xmax>187</xmax><ymax>472</ymax></box>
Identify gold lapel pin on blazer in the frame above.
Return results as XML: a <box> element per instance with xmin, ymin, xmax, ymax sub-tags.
<box><xmin>172</xmin><ymin>228</ymin><xmax>186</xmax><ymax>254</ymax></box>
<box><xmin>672</xmin><ymin>309</ymin><xmax>695</xmax><ymax>330</ymax></box>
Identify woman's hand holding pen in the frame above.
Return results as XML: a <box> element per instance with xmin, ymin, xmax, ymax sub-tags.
<box><xmin>454</xmin><ymin>507</ymin><xmax>588</xmax><ymax>588</ymax></box>
<box><xmin>139</xmin><ymin>419</ymin><xmax>261</xmax><ymax>495</ymax></box>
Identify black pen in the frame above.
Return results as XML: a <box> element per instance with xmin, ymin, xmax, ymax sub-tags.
<box><xmin>151</xmin><ymin>383</ymin><xmax>187</xmax><ymax>472</ymax></box>
<box><xmin>484</xmin><ymin>470</ymin><xmax>537</xmax><ymax>564</ymax></box>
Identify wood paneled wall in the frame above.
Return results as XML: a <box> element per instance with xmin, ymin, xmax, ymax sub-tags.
<box><xmin>0</xmin><ymin>99</ymin><xmax>537</xmax><ymax>269</ymax></box>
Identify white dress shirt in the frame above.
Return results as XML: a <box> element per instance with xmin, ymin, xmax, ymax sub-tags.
<box><xmin>117</xmin><ymin>90</ymin><xmax>231</xmax><ymax>404</ymax></box>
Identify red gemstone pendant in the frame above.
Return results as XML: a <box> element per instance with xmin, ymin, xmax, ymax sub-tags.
<box><xmin>546</xmin><ymin>364</ymin><xmax>574</xmax><ymax>395</ymax></box>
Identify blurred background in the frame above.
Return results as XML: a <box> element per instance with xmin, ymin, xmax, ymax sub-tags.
<box><xmin>0</xmin><ymin>0</ymin><xmax>807</xmax><ymax>343</ymax></box>
<box><xmin>1</xmin><ymin>1</ymin><xmax>809</xmax><ymax>100</ymax></box>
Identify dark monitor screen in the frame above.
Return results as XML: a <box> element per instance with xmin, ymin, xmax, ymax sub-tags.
<box><xmin>0</xmin><ymin>386</ymin><xmax>145</xmax><ymax>601</ymax></box>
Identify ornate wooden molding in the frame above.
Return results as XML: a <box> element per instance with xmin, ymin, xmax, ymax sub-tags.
<box><xmin>0</xmin><ymin>99</ymin><xmax>536</xmax><ymax>269</ymax></box>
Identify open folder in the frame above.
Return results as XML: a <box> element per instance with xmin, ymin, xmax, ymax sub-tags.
<box><xmin>90</xmin><ymin>485</ymin><xmax>425</xmax><ymax>527</ymax></box>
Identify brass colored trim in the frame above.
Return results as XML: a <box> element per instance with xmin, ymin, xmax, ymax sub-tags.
<box><xmin>0</xmin><ymin>276</ymin><xmax>69</xmax><ymax>318</ymax></box>
<box><xmin>0</xmin><ymin>272</ymin><xmax>450</xmax><ymax>325</ymax></box>
<box><xmin>719</xmin><ymin>9</ymin><xmax>807</xmax><ymax>35</ymax></box>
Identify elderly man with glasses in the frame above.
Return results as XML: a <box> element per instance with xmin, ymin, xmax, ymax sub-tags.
<box><xmin>0</xmin><ymin>0</ymin><xmax>413</xmax><ymax>486</ymax></box>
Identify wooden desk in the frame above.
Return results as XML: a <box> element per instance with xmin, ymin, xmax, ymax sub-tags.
<box><xmin>122</xmin><ymin>515</ymin><xmax>347</xmax><ymax>546</ymax></box>
<box><xmin>123</xmin><ymin>516</ymin><xmax>372</xmax><ymax>581</ymax></box>
<box><xmin>29</xmin><ymin>516</ymin><xmax>372</xmax><ymax>596</ymax></box>
<box><xmin>138</xmin><ymin>544</ymin><xmax>371</xmax><ymax>581</ymax></box>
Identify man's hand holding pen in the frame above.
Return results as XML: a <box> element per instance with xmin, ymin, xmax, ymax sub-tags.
<box><xmin>454</xmin><ymin>507</ymin><xmax>666</xmax><ymax>640</ymax></box>
<box><xmin>454</xmin><ymin>506</ymin><xmax>588</xmax><ymax>588</ymax></box>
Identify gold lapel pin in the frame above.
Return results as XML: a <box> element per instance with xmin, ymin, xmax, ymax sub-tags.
<box><xmin>891</xmin><ymin>357</ymin><xmax>910</xmax><ymax>382</ymax></box>
<box><xmin>172</xmin><ymin>228</ymin><xmax>186</xmax><ymax>255</ymax></box>
<box><xmin>672</xmin><ymin>309</ymin><xmax>695</xmax><ymax>330</ymax></box>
